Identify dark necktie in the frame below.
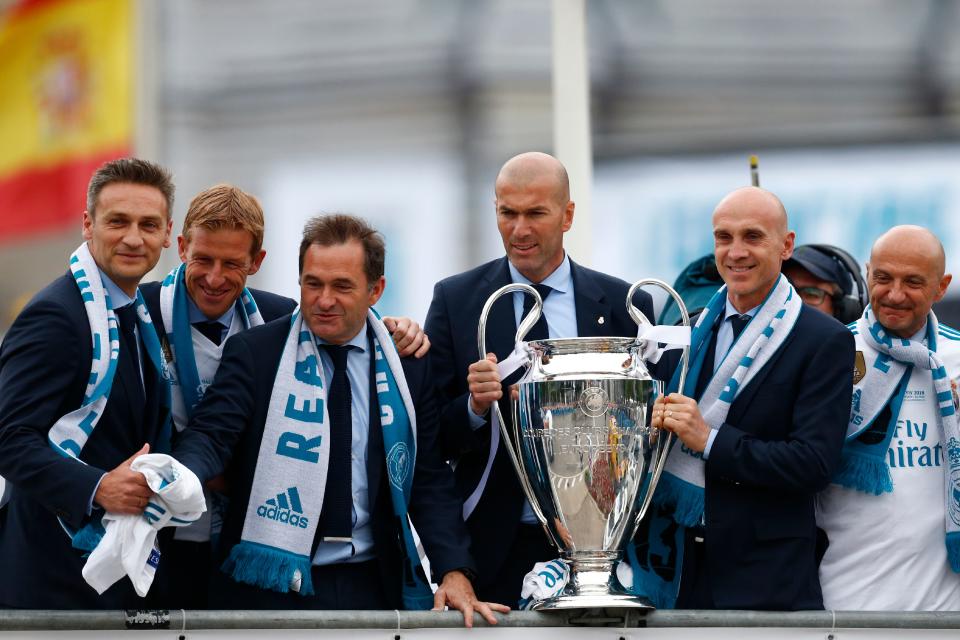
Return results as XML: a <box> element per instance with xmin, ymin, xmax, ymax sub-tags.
<box><xmin>729</xmin><ymin>314</ymin><xmax>750</xmax><ymax>341</ymax></box>
<box><xmin>116</xmin><ymin>304</ymin><xmax>145</xmax><ymax>407</ymax></box>
<box><xmin>193</xmin><ymin>320</ymin><xmax>224</xmax><ymax>346</ymax></box>
<box><xmin>521</xmin><ymin>284</ymin><xmax>553</xmax><ymax>341</ymax></box>
<box><xmin>318</xmin><ymin>344</ymin><xmax>353</xmax><ymax>542</ymax></box>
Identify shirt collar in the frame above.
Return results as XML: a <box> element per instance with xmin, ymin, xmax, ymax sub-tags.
<box><xmin>98</xmin><ymin>269</ymin><xmax>135</xmax><ymax>310</ymax></box>
<box><xmin>316</xmin><ymin>323</ymin><xmax>369</xmax><ymax>353</ymax></box>
<box><xmin>724</xmin><ymin>297</ymin><xmax>761</xmax><ymax>321</ymax></box>
<box><xmin>186</xmin><ymin>293</ymin><xmax>236</xmax><ymax>328</ymax></box>
<box><xmin>507</xmin><ymin>253</ymin><xmax>572</xmax><ymax>294</ymax></box>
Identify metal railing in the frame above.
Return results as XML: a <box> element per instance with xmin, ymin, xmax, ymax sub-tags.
<box><xmin>1</xmin><ymin>609</ymin><xmax>960</xmax><ymax>631</ymax></box>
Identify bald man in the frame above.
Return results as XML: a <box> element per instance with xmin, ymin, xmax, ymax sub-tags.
<box><xmin>644</xmin><ymin>187</ymin><xmax>853</xmax><ymax>610</ymax></box>
<box><xmin>424</xmin><ymin>152</ymin><xmax>655</xmax><ymax>605</ymax></box>
<box><xmin>816</xmin><ymin>225</ymin><xmax>960</xmax><ymax>611</ymax></box>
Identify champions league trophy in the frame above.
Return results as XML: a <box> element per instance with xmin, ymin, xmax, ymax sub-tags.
<box><xmin>478</xmin><ymin>280</ymin><xmax>690</xmax><ymax>610</ymax></box>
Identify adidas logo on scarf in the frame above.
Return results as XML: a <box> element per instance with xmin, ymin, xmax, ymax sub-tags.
<box><xmin>256</xmin><ymin>487</ymin><xmax>309</xmax><ymax>529</ymax></box>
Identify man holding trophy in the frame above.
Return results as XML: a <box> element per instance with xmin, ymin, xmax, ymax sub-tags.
<box><xmin>425</xmin><ymin>152</ymin><xmax>656</xmax><ymax>606</ymax></box>
<box><xmin>648</xmin><ymin>186</ymin><xmax>854</xmax><ymax>610</ymax></box>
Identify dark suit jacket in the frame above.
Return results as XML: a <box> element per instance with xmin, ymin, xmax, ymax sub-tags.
<box><xmin>423</xmin><ymin>256</ymin><xmax>655</xmax><ymax>583</ymax></box>
<box><xmin>697</xmin><ymin>304</ymin><xmax>854</xmax><ymax>610</ymax></box>
<box><xmin>140</xmin><ymin>281</ymin><xmax>297</xmax><ymax>335</ymax></box>
<box><xmin>0</xmin><ymin>273</ymin><xmax>170</xmax><ymax>608</ymax></box>
<box><xmin>173</xmin><ymin>315</ymin><xmax>474</xmax><ymax>608</ymax></box>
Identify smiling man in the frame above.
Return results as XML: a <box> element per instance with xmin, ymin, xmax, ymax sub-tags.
<box><xmin>0</xmin><ymin>158</ymin><xmax>175</xmax><ymax>607</ymax></box>
<box><xmin>647</xmin><ymin>186</ymin><xmax>853</xmax><ymax>610</ymax></box>
<box><xmin>424</xmin><ymin>152</ymin><xmax>656</xmax><ymax>605</ymax></box>
<box><xmin>140</xmin><ymin>184</ymin><xmax>431</xmax><ymax>607</ymax></box>
<box><xmin>817</xmin><ymin>225</ymin><xmax>960</xmax><ymax>611</ymax></box>
<box><xmin>172</xmin><ymin>214</ymin><xmax>505</xmax><ymax>625</ymax></box>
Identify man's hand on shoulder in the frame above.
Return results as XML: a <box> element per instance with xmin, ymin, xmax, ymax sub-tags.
<box><xmin>383</xmin><ymin>316</ymin><xmax>430</xmax><ymax>358</ymax></box>
<box><xmin>433</xmin><ymin>569</ymin><xmax>510</xmax><ymax>628</ymax></box>
<box><xmin>468</xmin><ymin>353</ymin><xmax>501</xmax><ymax>416</ymax></box>
<box><xmin>93</xmin><ymin>443</ymin><xmax>153</xmax><ymax>514</ymax></box>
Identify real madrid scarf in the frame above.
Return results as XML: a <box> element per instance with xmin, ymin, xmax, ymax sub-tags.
<box><xmin>625</xmin><ymin>275</ymin><xmax>802</xmax><ymax>607</ymax></box>
<box><xmin>222</xmin><ymin>308</ymin><xmax>433</xmax><ymax>607</ymax></box>
<box><xmin>838</xmin><ymin>306</ymin><xmax>960</xmax><ymax>571</ymax></box>
<box><xmin>653</xmin><ymin>274</ymin><xmax>803</xmax><ymax>525</ymax></box>
<box><xmin>159</xmin><ymin>263</ymin><xmax>264</xmax><ymax>426</ymax></box>
<box><xmin>48</xmin><ymin>243</ymin><xmax>171</xmax><ymax>550</ymax></box>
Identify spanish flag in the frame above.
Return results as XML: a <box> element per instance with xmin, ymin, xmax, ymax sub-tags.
<box><xmin>0</xmin><ymin>0</ymin><xmax>132</xmax><ymax>243</ymax></box>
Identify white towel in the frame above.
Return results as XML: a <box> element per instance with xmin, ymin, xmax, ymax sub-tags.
<box><xmin>82</xmin><ymin>454</ymin><xmax>206</xmax><ymax>597</ymax></box>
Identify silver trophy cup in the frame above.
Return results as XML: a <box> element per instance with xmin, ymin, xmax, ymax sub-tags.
<box><xmin>478</xmin><ymin>280</ymin><xmax>690</xmax><ymax>610</ymax></box>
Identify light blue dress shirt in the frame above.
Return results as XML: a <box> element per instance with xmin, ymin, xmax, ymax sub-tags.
<box><xmin>703</xmin><ymin>299</ymin><xmax>760</xmax><ymax>459</ymax></box>
<box><xmin>468</xmin><ymin>255</ymin><xmax>578</xmax><ymax>523</ymax></box>
<box><xmin>312</xmin><ymin>325</ymin><xmax>375</xmax><ymax>565</ymax></box>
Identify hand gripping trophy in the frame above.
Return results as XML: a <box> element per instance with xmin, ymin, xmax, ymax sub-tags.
<box><xmin>478</xmin><ymin>280</ymin><xmax>690</xmax><ymax>609</ymax></box>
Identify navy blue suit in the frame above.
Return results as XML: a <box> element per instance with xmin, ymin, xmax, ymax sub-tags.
<box><xmin>424</xmin><ymin>256</ymin><xmax>654</xmax><ymax>602</ymax></box>
<box><xmin>139</xmin><ymin>281</ymin><xmax>297</xmax><ymax>334</ymax></box>
<box><xmin>0</xmin><ymin>273</ymin><xmax>170</xmax><ymax>608</ymax></box>
<box><xmin>679</xmin><ymin>304</ymin><xmax>854</xmax><ymax>610</ymax></box>
<box><xmin>173</xmin><ymin>315</ymin><xmax>474</xmax><ymax>608</ymax></box>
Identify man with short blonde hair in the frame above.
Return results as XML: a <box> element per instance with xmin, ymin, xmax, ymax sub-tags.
<box><xmin>181</xmin><ymin>183</ymin><xmax>265</xmax><ymax>255</ymax></box>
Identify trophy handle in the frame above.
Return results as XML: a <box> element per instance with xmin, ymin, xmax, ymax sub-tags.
<box><xmin>477</xmin><ymin>283</ymin><xmax>551</xmax><ymax>529</ymax></box>
<box><xmin>625</xmin><ymin>279</ymin><xmax>691</xmax><ymax>533</ymax></box>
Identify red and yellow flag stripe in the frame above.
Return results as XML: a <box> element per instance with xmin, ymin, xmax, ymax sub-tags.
<box><xmin>0</xmin><ymin>0</ymin><xmax>132</xmax><ymax>242</ymax></box>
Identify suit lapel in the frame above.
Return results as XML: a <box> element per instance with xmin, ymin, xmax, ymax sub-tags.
<box><xmin>725</xmin><ymin>329</ymin><xmax>795</xmax><ymax>426</ymax></box>
<box><xmin>570</xmin><ymin>260</ymin><xmax>614</xmax><ymax>338</ymax></box>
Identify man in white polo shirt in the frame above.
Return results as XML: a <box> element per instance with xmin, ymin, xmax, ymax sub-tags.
<box><xmin>817</xmin><ymin>225</ymin><xmax>960</xmax><ymax>611</ymax></box>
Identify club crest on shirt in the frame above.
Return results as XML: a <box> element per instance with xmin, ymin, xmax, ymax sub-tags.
<box><xmin>853</xmin><ymin>351</ymin><xmax>866</xmax><ymax>385</ymax></box>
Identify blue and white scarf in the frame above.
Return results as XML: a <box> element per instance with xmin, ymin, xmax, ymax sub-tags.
<box><xmin>653</xmin><ymin>274</ymin><xmax>803</xmax><ymax>525</ymax></box>
<box><xmin>159</xmin><ymin>263</ymin><xmax>264</xmax><ymax>426</ymax></box>
<box><xmin>627</xmin><ymin>275</ymin><xmax>802</xmax><ymax>607</ymax></box>
<box><xmin>221</xmin><ymin>308</ymin><xmax>433</xmax><ymax>608</ymax></box>
<box><xmin>49</xmin><ymin>243</ymin><xmax>171</xmax><ymax>550</ymax></box>
<box><xmin>838</xmin><ymin>306</ymin><xmax>960</xmax><ymax>571</ymax></box>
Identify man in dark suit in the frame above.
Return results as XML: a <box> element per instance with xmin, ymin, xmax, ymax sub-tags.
<box><xmin>140</xmin><ymin>185</ymin><xmax>430</xmax><ymax>608</ymax></box>
<box><xmin>140</xmin><ymin>184</ymin><xmax>295</xmax><ymax>608</ymax></box>
<box><xmin>173</xmin><ymin>214</ymin><xmax>507</xmax><ymax>625</ymax></box>
<box><xmin>652</xmin><ymin>186</ymin><xmax>853</xmax><ymax>610</ymax></box>
<box><xmin>424</xmin><ymin>152</ymin><xmax>656</xmax><ymax>605</ymax></box>
<box><xmin>0</xmin><ymin>158</ymin><xmax>175</xmax><ymax>608</ymax></box>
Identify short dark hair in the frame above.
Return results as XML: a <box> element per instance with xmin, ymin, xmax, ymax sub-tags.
<box><xmin>86</xmin><ymin>158</ymin><xmax>175</xmax><ymax>219</ymax></box>
<box><xmin>298</xmin><ymin>214</ymin><xmax>385</xmax><ymax>285</ymax></box>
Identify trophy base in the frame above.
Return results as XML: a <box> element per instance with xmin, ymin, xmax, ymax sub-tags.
<box><xmin>529</xmin><ymin>592</ymin><xmax>655</xmax><ymax>611</ymax></box>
